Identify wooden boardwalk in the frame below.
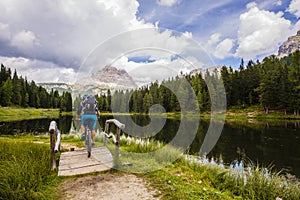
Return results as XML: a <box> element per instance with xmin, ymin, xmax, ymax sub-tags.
<box><xmin>58</xmin><ymin>146</ymin><xmax>113</xmax><ymax>176</ymax></box>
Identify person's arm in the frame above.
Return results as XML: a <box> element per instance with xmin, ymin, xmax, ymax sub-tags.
<box><xmin>95</xmin><ymin>101</ymin><xmax>100</xmax><ymax>119</ymax></box>
<box><xmin>76</xmin><ymin>102</ymin><xmax>82</xmax><ymax>120</ymax></box>
<box><xmin>97</xmin><ymin>110</ymin><xmax>100</xmax><ymax>119</ymax></box>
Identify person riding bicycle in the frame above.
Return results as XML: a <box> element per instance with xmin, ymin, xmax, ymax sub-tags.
<box><xmin>76</xmin><ymin>94</ymin><xmax>100</xmax><ymax>146</ymax></box>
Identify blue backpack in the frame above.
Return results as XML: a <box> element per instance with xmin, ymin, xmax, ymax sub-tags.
<box><xmin>82</xmin><ymin>95</ymin><xmax>97</xmax><ymax>114</ymax></box>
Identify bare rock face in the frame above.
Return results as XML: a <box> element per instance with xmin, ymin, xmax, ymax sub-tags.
<box><xmin>189</xmin><ymin>66</ymin><xmax>223</xmax><ymax>77</ymax></box>
<box><xmin>278</xmin><ymin>30</ymin><xmax>300</xmax><ymax>58</ymax></box>
<box><xmin>91</xmin><ymin>65</ymin><xmax>137</xmax><ymax>89</ymax></box>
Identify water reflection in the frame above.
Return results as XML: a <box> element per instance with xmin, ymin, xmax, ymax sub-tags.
<box><xmin>208</xmin><ymin>121</ymin><xmax>300</xmax><ymax>177</ymax></box>
<box><xmin>0</xmin><ymin>115</ymin><xmax>299</xmax><ymax>177</ymax></box>
<box><xmin>0</xmin><ymin>115</ymin><xmax>73</xmax><ymax>135</ymax></box>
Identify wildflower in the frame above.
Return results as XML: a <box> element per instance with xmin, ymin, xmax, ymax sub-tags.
<box><xmin>264</xmin><ymin>168</ymin><xmax>269</xmax><ymax>178</ymax></box>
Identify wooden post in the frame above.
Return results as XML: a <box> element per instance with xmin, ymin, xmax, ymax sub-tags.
<box><xmin>49</xmin><ymin>120</ymin><xmax>60</xmax><ymax>171</ymax></box>
<box><xmin>104</xmin><ymin>119</ymin><xmax>125</xmax><ymax>168</ymax></box>
<box><xmin>115</xmin><ymin>127</ymin><xmax>121</xmax><ymax>165</ymax></box>
<box><xmin>104</xmin><ymin>121</ymin><xmax>109</xmax><ymax>146</ymax></box>
<box><xmin>50</xmin><ymin>130</ymin><xmax>56</xmax><ymax>171</ymax></box>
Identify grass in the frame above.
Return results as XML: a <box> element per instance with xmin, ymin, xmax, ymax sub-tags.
<box><xmin>0</xmin><ymin>138</ymin><xmax>61</xmax><ymax>200</ymax></box>
<box><xmin>144</xmin><ymin>156</ymin><xmax>300</xmax><ymax>200</ymax></box>
<box><xmin>1</xmin><ymin>134</ymin><xmax>299</xmax><ymax>199</ymax></box>
<box><xmin>0</xmin><ymin>107</ymin><xmax>61</xmax><ymax>122</ymax></box>
<box><xmin>144</xmin><ymin>159</ymin><xmax>236</xmax><ymax>200</ymax></box>
<box><xmin>103</xmin><ymin>134</ymin><xmax>300</xmax><ymax>199</ymax></box>
<box><xmin>224</xmin><ymin>105</ymin><xmax>300</xmax><ymax>121</ymax></box>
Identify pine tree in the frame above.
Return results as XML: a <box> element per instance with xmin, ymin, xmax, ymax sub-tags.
<box><xmin>12</xmin><ymin>69</ymin><xmax>22</xmax><ymax>106</ymax></box>
<box><xmin>0</xmin><ymin>77</ymin><xmax>13</xmax><ymax>106</ymax></box>
<box><xmin>258</xmin><ymin>56</ymin><xmax>282</xmax><ymax>113</ymax></box>
<box><xmin>107</xmin><ymin>89</ymin><xmax>112</xmax><ymax>111</ymax></box>
<box><xmin>143</xmin><ymin>92</ymin><xmax>153</xmax><ymax>113</ymax></box>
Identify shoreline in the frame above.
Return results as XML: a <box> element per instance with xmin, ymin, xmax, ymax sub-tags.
<box><xmin>1</xmin><ymin>106</ymin><xmax>300</xmax><ymax>122</ymax></box>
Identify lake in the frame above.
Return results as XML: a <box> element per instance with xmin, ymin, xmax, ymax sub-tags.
<box><xmin>1</xmin><ymin>115</ymin><xmax>299</xmax><ymax>177</ymax></box>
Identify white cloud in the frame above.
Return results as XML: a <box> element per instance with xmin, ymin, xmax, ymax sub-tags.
<box><xmin>10</xmin><ymin>30</ymin><xmax>39</xmax><ymax>50</ymax></box>
<box><xmin>0</xmin><ymin>23</ymin><xmax>11</xmax><ymax>41</ymax></box>
<box><xmin>207</xmin><ymin>33</ymin><xmax>221</xmax><ymax>47</ymax></box>
<box><xmin>235</xmin><ymin>4</ymin><xmax>291</xmax><ymax>59</ymax></box>
<box><xmin>0</xmin><ymin>56</ymin><xmax>77</xmax><ymax>83</ymax></box>
<box><xmin>0</xmin><ymin>0</ymin><xmax>207</xmax><ymax>83</ymax></box>
<box><xmin>256</xmin><ymin>0</ymin><xmax>282</xmax><ymax>10</ymax></box>
<box><xmin>274</xmin><ymin>1</ymin><xmax>282</xmax><ymax>6</ymax></box>
<box><xmin>157</xmin><ymin>0</ymin><xmax>181</xmax><ymax>7</ymax></box>
<box><xmin>287</xmin><ymin>0</ymin><xmax>300</xmax><ymax>18</ymax></box>
<box><xmin>0</xmin><ymin>0</ymin><xmax>152</xmax><ymax>67</ymax></box>
<box><xmin>214</xmin><ymin>39</ymin><xmax>234</xmax><ymax>59</ymax></box>
<box><xmin>205</xmin><ymin>33</ymin><xmax>234</xmax><ymax>59</ymax></box>
<box><xmin>246</xmin><ymin>2</ymin><xmax>257</xmax><ymax>9</ymax></box>
<box><xmin>182</xmin><ymin>31</ymin><xmax>193</xmax><ymax>38</ymax></box>
<box><xmin>110</xmin><ymin>51</ymin><xmax>207</xmax><ymax>86</ymax></box>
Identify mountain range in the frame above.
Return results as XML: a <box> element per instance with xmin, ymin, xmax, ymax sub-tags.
<box><xmin>38</xmin><ymin>65</ymin><xmax>137</xmax><ymax>95</ymax></box>
<box><xmin>91</xmin><ymin>65</ymin><xmax>137</xmax><ymax>89</ymax></box>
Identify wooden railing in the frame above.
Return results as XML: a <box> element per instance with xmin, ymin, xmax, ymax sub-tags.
<box><xmin>50</xmin><ymin>119</ymin><xmax>124</xmax><ymax>170</ymax></box>
<box><xmin>104</xmin><ymin>119</ymin><xmax>125</xmax><ymax>166</ymax></box>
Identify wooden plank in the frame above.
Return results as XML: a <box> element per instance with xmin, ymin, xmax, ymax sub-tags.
<box><xmin>59</xmin><ymin>149</ymin><xmax>111</xmax><ymax>165</ymax></box>
<box><xmin>59</xmin><ymin>158</ymin><xmax>113</xmax><ymax>170</ymax></box>
<box><xmin>59</xmin><ymin>156</ymin><xmax>113</xmax><ymax>166</ymax></box>
<box><xmin>58</xmin><ymin>146</ymin><xmax>113</xmax><ymax>176</ymax></box>
<box><xmin>58</xmin><ymin>163</ymin><xmax>111</xmax><ymax>176</ymax></box>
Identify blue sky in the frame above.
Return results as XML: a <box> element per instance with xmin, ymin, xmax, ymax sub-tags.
<box><xmin>136</xmin><ymin>0</ymin><xmax>300</xmax><ymax>67</ymax></box>
<box><xmin>0</xmin><ymin>0</ymin><xmax>299</xmax><ymax>84</ymax></box>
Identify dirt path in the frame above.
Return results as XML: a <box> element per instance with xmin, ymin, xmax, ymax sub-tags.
<box><xmin>59</xmin><ymin>173</ymin><xmax>161</xmax><ymax>200</ymax></box>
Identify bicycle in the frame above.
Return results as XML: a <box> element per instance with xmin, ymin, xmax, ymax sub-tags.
<box><xmin>82</xmin><ymin>119</ymin><xmax>93</xmax><ymax>158</ymax></box>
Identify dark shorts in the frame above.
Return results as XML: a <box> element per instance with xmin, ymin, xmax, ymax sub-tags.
<box><xmin>81</xmin><ymin>114</ymin><xmax>97</xmax><ymax>130</ymax></box>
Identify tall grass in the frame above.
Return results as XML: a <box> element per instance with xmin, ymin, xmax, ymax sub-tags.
<box><xmin>0</xmin><ymin>139</ymin><xmax>59</xmax><ymax>200</ymax></box>
<box><xmin>185</xmin><ymin>155</ymin><xmax>300</xmax><ymax>200</ymax></box>
<box><xmin>107</xmin><ymin>133</ymin><xmax>300</xmax><ymax>198</ymax></box>
<box><xmin>116</xmin><ymin>134</ymin><xmax>300</xmax><ymax>199</ymax></box>
<box><xmin>104</xmin><ymin>134</ymin><xmax>182</xmax><ymax>173</ymax></box>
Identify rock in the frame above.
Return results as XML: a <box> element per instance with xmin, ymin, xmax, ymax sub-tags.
<box><xmin>278</xmin><ymin>30</ymin><xmax>300</xmax><ymax>58</ymax></box>
<box><xmin>189</xmin><ymin>66</ymin><xmax>223</xmax><ymax>77</ymax></box>
<box><xmin>91</xmin><ymin>65</ymin><xmax>137</xmax><ymax>89</ymax></box>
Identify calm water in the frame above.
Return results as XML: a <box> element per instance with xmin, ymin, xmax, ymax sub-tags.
<box><xmin>1</xmin><ymin>115</ymin><xmax>299</xmax><ymax>177</ymax></box>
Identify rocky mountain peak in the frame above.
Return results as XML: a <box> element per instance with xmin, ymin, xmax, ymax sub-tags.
<box><xmin>278</xmin><ymin>30</ymin><xmax>300</xmax><ymax>58</ymax></box>
<box><xmin>91</xmin><ymin>65</ymin><xmax>137</xmax><ymax>89</ymax></box>
<box><xmin>189</xmin><ymin>66</ymin><xmax>223</xmax><ymax>77</ymax></box>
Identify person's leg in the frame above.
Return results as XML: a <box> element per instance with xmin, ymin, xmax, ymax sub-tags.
<box><xmin>81</xmin><ymin>115</ymin><xmax>87</xmax><ymax>140</ymax></box>
<box><xmin>81</xmin><ymin>125</ymin><xmax>86</xmax><ymax>134</ymax></box>
<box><xmin>90</xmin><ymin>115</ymin><xmax>97</xmax><ymax>144</ymax></box>
<box><xmin>91</xmin><ymin>130</ymin><xmax>96</xmax><ymax>143</ymax></box>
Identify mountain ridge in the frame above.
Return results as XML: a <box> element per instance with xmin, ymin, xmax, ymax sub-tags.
<box><xmin>91</xmin><ymin>65</ymin><xmax>137</xmax><ymax>89</ymax></box>
<box><xmin>278</xmin><ymin>30</ymin><xmax>300</xmax><ymax>58</ymax></box>
<box><xmin>38</xmin><ymin>66</ymin><xmax>137</xmax><ymax>95</ymax></box>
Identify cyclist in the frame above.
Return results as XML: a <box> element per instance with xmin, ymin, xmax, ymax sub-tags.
<box><xmin>76</xmin><ymin>94</ymin><xmax>100</xmax><ymax>146</ymax></box>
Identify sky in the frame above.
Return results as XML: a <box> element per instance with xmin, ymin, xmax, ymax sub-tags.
<box><xmin>0</xmin><ymin>0</ymin><xmax>300</xmax><ymax>84</ymax></box>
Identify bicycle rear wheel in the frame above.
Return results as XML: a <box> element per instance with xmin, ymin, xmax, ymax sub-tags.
<box><xmin>85</xmin><ymin>129</ymin><xmax>92</xmax><ymax>158</ymax></box>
